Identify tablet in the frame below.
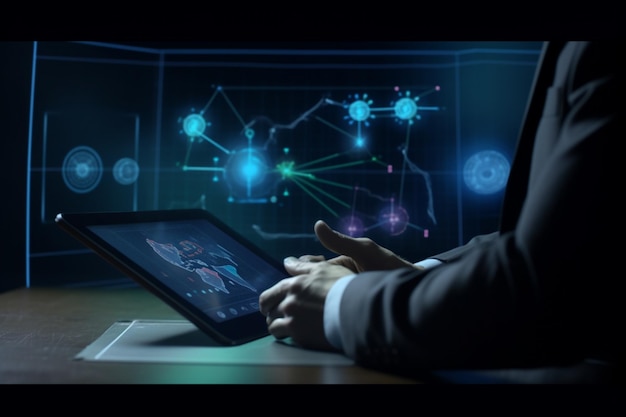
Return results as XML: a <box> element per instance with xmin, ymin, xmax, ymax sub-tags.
<box><xmin>55</xmin><ymin>209</ymin><xmax>286</xmax><ymax>346</ymax></box>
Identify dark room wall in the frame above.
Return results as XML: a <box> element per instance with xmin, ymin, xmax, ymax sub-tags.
<box><xmin>1</xmin><ymin>41</ymin><xmax>31</xmax><ymax>292</ymax></box>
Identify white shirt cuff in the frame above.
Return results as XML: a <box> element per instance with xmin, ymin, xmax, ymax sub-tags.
<box><xmin>413</xmin><ymin>258</ymin><xmax>443</xmax><ymax>269</ymax></box>
<box><xmin>323</xmin><ymin>259</ymin><xmax>440</xmax><ymax>350</ymax></box>
<box><xmin>323</xmin><ymin>273</ymin><xmax>356</xmax><ymax>350</ymax></box>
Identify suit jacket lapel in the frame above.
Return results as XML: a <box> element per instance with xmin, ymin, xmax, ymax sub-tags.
<box><xmin>499</xmin><ymin>41</ymin><xmax>565</xmax><ymax>232</ymax></box>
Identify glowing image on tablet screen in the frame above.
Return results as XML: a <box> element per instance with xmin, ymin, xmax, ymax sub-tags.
<box><xmin>146</xmin><ymin>238</ymin><xmax>257</xmax><ymax>294</ymax></box>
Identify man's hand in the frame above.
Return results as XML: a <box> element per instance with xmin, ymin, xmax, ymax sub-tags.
<box><xmin>312</xmin><ymin>220</ymin><xmax>420</xmax><ymax>272</ymax></box>
<box><xmin>259</xmin><ymin>258</ymin><xmax>352</xmax><ymax>350</ymax></box>
<box><xmin>259</xmin><ymin>220</ymin><xmax>421</xmax><ymax>350</ymax></box>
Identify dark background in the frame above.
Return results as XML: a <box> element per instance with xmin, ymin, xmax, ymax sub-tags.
<box><xmin>2</xmin><ymin>42</ymin><xmax>31</xmax><ymax>292</ymax></box>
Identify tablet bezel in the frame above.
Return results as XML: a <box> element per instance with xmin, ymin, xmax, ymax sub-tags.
<box><xmin>55</xmin><ymin>209</ymin><xmax>286</xmax><ymax>346</ymax></box>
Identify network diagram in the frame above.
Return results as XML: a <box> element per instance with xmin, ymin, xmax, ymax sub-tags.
<box><xmin>174</xmin><ymin>83</ymin><xmax>504</xmax><ymax>241</ymax></box>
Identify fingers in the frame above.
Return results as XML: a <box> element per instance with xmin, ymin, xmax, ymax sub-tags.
<box><xmin>258</xmin><ymin>277</ymin><xmax>294</xmax><ymax>316</ymax></box>
<box><xmin>283</xmin><ymin>255</ymin><xmax>324</xmax><ymax>275</ymax></box>
<box><xmin>260</xmin><ymin>282</ymin><xmax>297</xmax><ymax>340</ymax></box>
<box><xmin>265</xmin><ymin>293</ymin><xmax>297</xmax><ymax>340</ymax></box>
<box><xmin>314</xmin><ymin>219</ymin><xmax>364</xmax><ymax>257</ymax></box>
<box><xmin>314</xmin><ymin>220</ymin><xmax>414</xmax><ymax>272</ymax></box>
<box><xmin>258</xmin><ymin>260</ymin><xmax>340</xmax><ymax>350</ymax></box>
<box><xmin>299</xmin><ymin>254</ymin><xmax>326</xmax><ymax>263</ymax></box>
<box><xmin>266</xmin><ymin>315</ymin><xmax>293</xmax><ymax>340</ymax></box>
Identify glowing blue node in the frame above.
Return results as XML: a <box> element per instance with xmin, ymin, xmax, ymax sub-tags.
<box><xmin>183</xmin><ymin>113</ymin><xmax>207</xmax><ymax>137</ymax></box>
<box><xmin>348</xmin><ymin>100</ymin><xmax>371</xmax><ymax>122</ymax></box>
<box><xmin>379</xmin><ymin>205</ymin><xmax>409</xmax><ymax>236</ymax></box>
<box><xmin>226</xmin><ymin>148</ymin><xmax>268</xmax><ymax>187</ymax></box>
<box><xmin>224</xmin><ymin>147</ymin><xmax>274</xmax><ymax>201</ymax></box>
<box><xmin>112</xmin><ymin>157</ymin><xmax>139</xmax><ymax>185</ymax></box>
<box><xmin>62</xmin><ymin>146</ymin><xmax>103</xmax><ymax>194</ymax></box>
<box><xmin>463</xmin><ymin>150</ymin><xmax>510</xmax><ymax>194</ymax></box>
<box><xmin>241</xmin><ymin>161</ymin><xmax>260</xmax><ymax>180</ymax></box>
<box><xmin>394</xmin><ymin>97</ymin><xmax>418</xmax><ymax>120</ymax></box>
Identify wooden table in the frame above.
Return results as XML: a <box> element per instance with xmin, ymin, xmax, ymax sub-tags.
<box><xmin>0</xmin><ymin>286</ymin><xmax>419</xmax><ymax>384</ymax></box>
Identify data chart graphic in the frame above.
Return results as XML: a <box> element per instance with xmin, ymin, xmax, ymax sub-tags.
<box><xmin>146</xmin><ymin>237</ymin><xmax>257</xmax><ymax>294</ymax></box>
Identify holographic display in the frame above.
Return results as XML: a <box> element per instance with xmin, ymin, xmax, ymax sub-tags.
<box><xmin>26</xmin><ymin>41</ymin><xmax>542</xmax><ymax>287</ymax></box>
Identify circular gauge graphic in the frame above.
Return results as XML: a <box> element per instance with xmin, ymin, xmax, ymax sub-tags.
<box><xmin>62</xmin><ymin>146</ymin><xmax>103</xmax><ymax>194</ymax></box>
<box><xmin>338</xmin><ymin>215</ymin><xmax>365</xmax><ymax>237</ymax></box>
<box><xmin>463</xmin><ymin>150</ymin><xmax>510</xmax><ymax>195</ymax></box>
<box><xmin>348</xmin><ymin>100</ymin><xmax>371</xmax><ymax>122</ymax></box>
<box><xmin>378</xmin><ymin>205</ymin><xmax>409</xmax><ymax>236</ymax></box>
<box><xmin>394</xmin><ymin>97</ymin><xmax>418</xmax><ymax>120</ymax></box>
<box><xmin>182</xmin><ymin>113</ymin><xmax>208</xmax><ymax>138</ymax></box>
<box><xmin>113</xmin><ymin>157</ymin><xmax>140</xmax><ymax>185</ymax></box>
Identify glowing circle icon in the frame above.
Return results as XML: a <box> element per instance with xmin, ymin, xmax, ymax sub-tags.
<box><xmin>349</xmin><ymin>100</ymin><xmax>371</xmax><ymax>122</ymax></box>
<box><xmin>62</xmin><ymin>146</ymin><xmax>103</xmax><ymax>194</ymax></box>
<box><xmin>379</xmin><ymin>205</ymin><xmax>409</xmax><ymax>236</ymax></box>
<box><xmin>226</xmin><ymin>148</ymin><xmax>267</xmax><ymax>187</ymax></box>
<box><xmin>223</xmin><ymin>147</ymin><xmax>273</xmax><ymax>200</ymax></box>
<box><xmin>338</xmin><ymin>216</ymin><xmax>365</xmax><ymax>237</ymax></box>
<box><xmin>463</xmin><ymin>150</ymin><xmax>510</xmax><ymax>194</ymax></box>
<box><xmin>182</xmin><ymin>113</ymin><xmax>207</xmax><ymax>137</ymax></box>
<box><xmin>113</xmin><ymin>157</ymin><xmax>140</xmax><ymax>185</ymax></box>
<box><xmin>394</xmin><ymin>97</ymin><xmax>418</xmax><ymax>120</ymax></box>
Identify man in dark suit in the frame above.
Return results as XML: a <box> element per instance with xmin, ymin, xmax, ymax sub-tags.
<box><xmin>259</xmin><ymin>42</ymin><xmax>623</xmax><ymax>383</ymax></box>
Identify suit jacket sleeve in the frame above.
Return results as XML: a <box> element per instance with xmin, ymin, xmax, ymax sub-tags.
<box><xmin>336</xmin><ymin>41</ymin><xmax>624</xmax><ymax>372</ymax></box>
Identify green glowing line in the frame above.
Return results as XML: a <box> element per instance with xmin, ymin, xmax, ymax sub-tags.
<box><xmin>295</xmin><ymin>177</ymin><xmax>350</xmax><ymax>209</ymax></box>
<box><xmin>291</xmin><ymin>177</ymin><xmax>339</xmax><ymax>217</ymax></box>
<box><xmin>268</xmin><ymin>167</ymin><xmax>315</xmax><ymax>180</ymax></box>
<box><xmin>302</xmin><ymin>159</ymin><xmax>368</xmax><ymax>173</ymax></box>
<box><xmin>290</xmin><ymin>171</ymin><xmax>315</xmax><ymax>179</ymax></box>
<box><xmin>307</xmin><ymin>176</ymin><xmax>353</xmax><ymax>190</ymax></box>
<box><xmin>371</xmin><ymin>158</ymin><xmax>388</xmax><ymax>167</ymax></box>
<box><xmin>294</xmin><ymin>153</ymin><xmax>341</xmax><ymax>169</ymax></box>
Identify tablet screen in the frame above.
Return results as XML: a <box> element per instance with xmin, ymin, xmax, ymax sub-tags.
<box><xmin>88</xmin><ymin>219</ymin><xmax>279</xmax><ymax>323</ymax></box>
<box><xmin>56</xmin><ymin>209</ymin><xmax>287</xmax><ymax>345</ymax></box>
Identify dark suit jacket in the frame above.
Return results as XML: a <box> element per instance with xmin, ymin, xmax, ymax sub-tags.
<box><xmin>337</xmin><ymin>42</ymin><xmax>623</xmax><ymax>378</ymax></box>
